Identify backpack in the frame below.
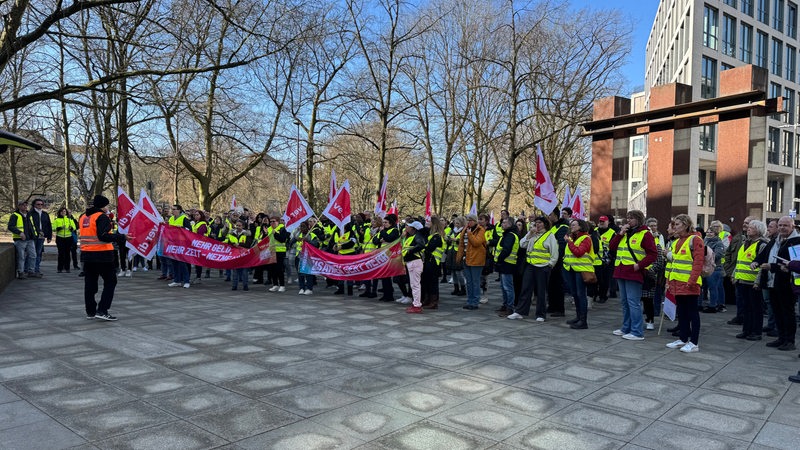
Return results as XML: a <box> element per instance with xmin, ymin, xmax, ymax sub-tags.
<box><xmin>694</xmin><ymin>236</ymin><xmax>716</xmax><ymax>277</ymax></box>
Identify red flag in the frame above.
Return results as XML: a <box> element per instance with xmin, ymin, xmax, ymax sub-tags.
<box><xmin>387</xmin><ymin>199</ymin><xmax>398</xmax><ymax>216</ymax></box>
<box><xmin>125</xmin><ymin>209</ymin><xmax>162</xmax><ymax>260</ymax></box>
<box><xmin>137</xmin><ymin>188</ymin><xmax>163</xmax><ymax>223</ymax></box>
<box><xmin>374</xmin><ymin>174</ymin><xmax>388</xmax><ymax>218</ymax></box>
<box><xmin>329</xmin><ymin>169</ymin><xmax>337</xmax><ymax>202</ymax></box>
<box><xmin>322</xmin><ymin>179</ymin><xmax>351</xmax><ymax>232</ymax></box>
<box><xmin>230</xmin><ymin>194</ymin><xmax>240</xmax><ymax>212</ymax></box>
<box><xmin>158</xmin><ymin>224</ymin><xmax>276</xmax><ymax>269</ymax></box>
<box><xmin>424</xmin><ymin>184</ymin><xmax>432</xmax><ymax>221</ymax></box>
<box><xmin>490</xmin><ymin>210</ymin><xmax>495</xmax><ymax>225</ymax></box>
<box><xmin>663</xmin><ymin>289</ymin><xmax>677</xmax><ymax>321</ymax></box>
<box><xmin>534</xmin><ymin>144</ymin><xmax>559</xmax><ymax>214</ymax></box>
<box><xmin>282</xmin><ymin>185</ymin><xmax>314</xmax><ymax>232</ymax></box>
<box><xmin>570</xmin><ymin>186</ymin><xmax>585</xmax><ymax>220</ymax></box>
<box><xmin>116</xmin><ymin>187</ymin><xmax>137</xmax><ymax>233</ymax></box>
<box><xmin>299</xmin><ymin>239</ymin><xmax>405</xmax><ymax>280</ymax></box>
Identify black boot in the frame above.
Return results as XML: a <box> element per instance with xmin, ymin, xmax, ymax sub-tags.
<box><xmin>334</xmin><ymin>288</ymin><xmax>344</xmax><ymax>295</ymax></box>
<box><xmin>457</xmin><ymin>286</ymin><xmax>466</xmax><ymax>296</ymax></box>
<box><xmin>570</xmin><ymin>316</ymin><xmax>588</xmax><ymax>329</ymax></box>
<box><xmin>566</xmin><ymin>317</ymin><xmax>580</xmax><ymax>325</ymax></box>
<box><xmin>347</xmin><ymin>285</ymin><xmax>353</xmax><ymax>296</ymax></box>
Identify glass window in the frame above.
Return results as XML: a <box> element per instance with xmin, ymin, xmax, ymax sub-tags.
<box><xmin>769</xmin><ymin>126</ymin><xmax>781</xmax><ymax>164</ymax></box>
<box><xmin>723</xmin><ymin>15</ymin><xmax>737</xmax><ymax>57</ymax></box>
<box><xmin>743</xmin><ymin>0</ymin><xmax>754</xmax><ymax>16</ymax></box>
<box><xmin>632</xmin><ymin>137</ymin><xmax>645</xmax><ymax>157</ymax></box>
<box><xmin>772</xmin><ymin>82</ymin><xmax>783</xmax><ymax>120</ymax></box>
<box><xmin>725</xmin><ymin>0</ymin><xmax>737</xmax><ymax>7</ymax></box>
<box><xmin>789</xmin><ymin>2</ymin><xmax>798</xmax><ymax>38</ymax></box>
<box><xmin>700</xmin><ymin>124</ymin><xmax>716</xmax><ymax>152</ymax></box>
<box><xmin>759</xmin><ymin>0</ymin><xmax>770</xmax><ymax>23</ymax></box>
<box><xmin>767</xmin><ymin>179</ymin><xmax>784</xmax><ymax>212</ymax></box>
<box><xmin>783</xmin><ymin>130</ymin><xmax>794</xmax><ymax>167</ymax></box>
<box><xmin>722</xmin><ymin>62</ymin><xmax>735</xmax><ymax>71</ymax></box>
<box><xmin>787</xmin><ymin>45</ymin><xmax>796</xmax><ymax>82</ymax></box>
<box><xmin>772</xmin><ymin>38</ymin><xmax>783</xmax><ymax>76</ymax></box>
<box><xmin>698</xmin><ymin>169</ymin><xmax>707</xmax><ymax>207</ymax></box>
<box><xmin>702</xmin><ymin>56</ymin><xmax>718</xmax><ymax>99</ymax></box>
<box><xmin>741</xmin><ymin>23</ymin><xmax>753</xmax><ymax>63</ymax></box>
<box><xmin>709</xmin><ymin>171</ymin><xmax>716</xmax><ymax>208</ymax></box>
<box><xmin>774</xmin><ymin>0</ymin><xmax>785</xmax><ymax>31</ymax></box>
<box><xmin>756</xmin><ymin>30</ymin><xmax>769</xmax><ymax>68</ymax></box>
<box><xmin>704</xmin><ymin>6</ymin><xmax>719</xmax><ymax>49</ymax></box>
<box><xmin>786</xmin><ymin>87</ymin><xmax>796</xmax><ymax>123</ymax></box>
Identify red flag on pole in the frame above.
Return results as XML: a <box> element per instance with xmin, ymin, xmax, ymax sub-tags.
<box><xmin>570</xmin><ymin>186</ymin><xmax>585</xmax><ymax>220</ymax></box>
<box><xmin>387</xmin><ymin>199</ymin><xmax>398</xmax><ymax>216</ymax></box>
<box><xmin>533</xmin><ymin>144</ymin><xmax>559</xmax><ymax>214</ymax></box>
<box><xmin>323</xmin><ymin>179</ymin><xmax>351</xmax><ymax>232</ymax></box>
<box><xmin>138</xmin><ymin>188</ymin><xmax>163</xmax><ymax>223</ymax></box>
<box><xmin>282</xmin><ymin>185</ymin><xmax>314</xmax><ymax>232</ymax></box>
<box><xmin>116</xmin><ymin>187</ymin><xmax>137</xmax><ymax>233</ymax></box>
<box><xmin>490</xmin><ymin>210</ymin><xmax>495</xmax><ymax>225</ymax></box>
<box><xmin>424</xmin><ymin>184</ymin><xmax>432</xmax><ymax>221</ymax></box>
<box><xmin>329</xmin><ymin>169</ymin><xmax>337</xmax><ymax>202</ymax></box>
<box><xmin>562</xmin><ymin>185</ymin><xmax>572</xmax><ymax>212</ymax></box>
<box><xmin>375</xmin><ymin>174</ymin><xmax>388</xmax><ymax>218</ymax></box>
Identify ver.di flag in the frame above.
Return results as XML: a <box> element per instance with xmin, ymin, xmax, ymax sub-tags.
<box><xmin>469</xmin><ymin>201</ymin><xmax>477</xmax><ymax>216</ymax></box>
<box><xmin>282</xmin><ymin>185</ymin><xmax>314</xmax><ymax>232</ymax></box>
<box><xmin>533</xmin><ymin>144</ymin><xmax>559</xmax><ymax>214</ymax></box>
<box><xmin>299</xmin><ymin>239</ymin><xmax>405</xmax><ymax>280</ymax></box>
<box><xmin>562</xmin><ymin>185</ymin><xmax>572</xmax><ymax>211</ymax></box>
<box><xmin>329</xmin><ymin>168</ymin><xmax>337</xmax><ymax>202</ymax></box>
<box><xmin>374</xmin><ymin>174</ymin><xmax>388</xmax><ymax>218</ymax></box>
<box><xmin>663</xmin><ymin>289</ymin><xmax>677</xmax><ymax>321</ymax></box>
<box><xmin>125</xmin><ymin>208</ymin><xmax>162</xmax><ymax>260</ymax></box>
<box><xmin>322</xmin><ymin>179</ymin><xmax>351</xmax><ymax>233</ymax></box>
<box><xmin>424</xmin><ymin>184</ymin><xmax>432</xmax><ymax>222</ymax></box>
<box><xmin>116</xmin><ymin>187</ymin><xmax>137</xmax><ymax>233</ymax></box>
<box><xmin>138</xmin><ymin>188</ymin><xmax>163</xmax><ymax>222</ymax></box>
<box><xmin>570</xmin><ymin>186</ymin><xmax>586</xmax><ymax>220</ymax></box>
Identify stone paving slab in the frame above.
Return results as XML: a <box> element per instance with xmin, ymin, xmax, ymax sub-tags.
<box><xmin>1</xmin><ymin>258</ymin><xmax>800</xmax><ymax>448</ymax></box>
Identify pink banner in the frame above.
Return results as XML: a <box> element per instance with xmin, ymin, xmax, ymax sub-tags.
<box><xmin>298</xmin><ymin>240</ymin><xmax>405</xmax><ymax>281</ymax></box>
<box><xmin>158</xmin><ymin>224</ymin><xmax>276</xmax><ymax>269</ymax></box>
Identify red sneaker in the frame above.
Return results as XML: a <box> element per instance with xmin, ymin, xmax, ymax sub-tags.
<box><xmin>406</xmin><ymin>306</ymin><xmax>423</xmax><ymax>314</ymax></box>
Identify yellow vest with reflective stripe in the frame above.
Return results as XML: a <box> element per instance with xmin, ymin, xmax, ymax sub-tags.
<box><xmin>10</xmin><ymin>212</ymin><xmax>37</xmax><ymax>239</ymax></box>
<box><xmin>169</xmin><ymin>214</ymin><xmax>188</xmax><ymax>227</ymax></box>
<box><xmin>526</xmin><ymin>230</ymin><xmax>553</xmax><ymax>265</ymax></box>
<box><xmin>269</xmin><ymin>224</ymin><xmax>287</xmax><ymax>252</ymax></box>
<box><xmin>615</xmin><ymin>229</ymin><xmax>648</xmax><ymax>266</ymax></box>
<box><xmin>563</xmin><ymin>235</ymin><xmax>595</xmax><ymax>272</ymax></box>
<box><xmin>668</xmin><ymin>235</ymin><xmax>702</xmax><ymax>285</ymax></box>
<box><xmin>734</xmin><ymin>241</ymin><xmax>759</xmax><ymax>282</ymax></box>
<box><xmin>53</xmin><ymin>216</ymin><xmax>75</xmax><ymax>238</ymax></box>
<box><xmin>495</xmin><ymin>232</ymin><xmax>519</xmax><ymax>265</ymax></box>
<box><xmin>191</xmin><ymin>220</ymin><xmax>210</xmax><ymax>237</ymax></box>
<box><xmin>336</xmin><ymin>231</ymin><xmax>356</xmax><ymax>255</ymax></box>
<box><xmin>444</xmin><ymin>226</ymin><xmax>453</xmax><ymax>249</ymax></box>
<box><xmin>294</xmin><ymin>232</ymin><xmax>304</xmax><ymax>253</ymax></box>
<box><xmin>427</xmin><ymin>233</ymin><xmax>446</xmax><ymax>264</ymax></box>
<box><xmin>225</xmin><ymin>232</ymin><xmax>248</xmax><ymax>246</ymax></box>
<box><xmin>599</xmin><ymin>228</ymin><xmax>615</xmax><ymax>254</ymax></box>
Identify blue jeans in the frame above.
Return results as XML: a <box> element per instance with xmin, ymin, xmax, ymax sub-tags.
<box><xmin>14</xmin><ymin>239</ymin><xmax>36</xmax><ymax>274</ymax></box>
<box><xmin>34</xmin><ymin>238</ymin><xmax>44</xmax><ymax>273</ymax></box>
<box><xmin>500</xmin><ymin>273</ymin><xmax>515</xmax><ymax>310</ymax></box>
<box><xmin>232</xmin><ymin>268</ymin><xmax>247</xmax><ymax>289</ymax></box>
<box><xmin>172</xmin><ymin>259</ymin><xmax>189</xmax><ymax>284</ymax></box>
<box><xmin>617</xmin><ymin>278</ymin><xmax>644</xmax><ymax>337</ymax></box>
<box><xmin>705</xmin><ymin>267</ymin><xmax>724</xmax><ymax>308</ymax></box>
<box><xmin>562</xmin><ymin>269</ymin><xmax>588</xmax><ymax>319</ymax></box>
<box><xmin>464</xmin><ymin>265</ymin><xmax>483</xmax><ymax>306</ymax></box>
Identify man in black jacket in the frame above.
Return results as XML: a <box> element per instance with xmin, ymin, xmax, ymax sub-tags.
<box><xmin>29</xmin><ymin>198</ymin><xmax>52</xmax><ymax>276</ymax></box>
<box><xmin>80</xmin><ymin>195</ymin><xmax>131</xmax><ymax>321</ymax></box>
<box><xmin>755</xmin><ymin>216</ymin><xmax>800</xmax><ymax>351</ymax></box>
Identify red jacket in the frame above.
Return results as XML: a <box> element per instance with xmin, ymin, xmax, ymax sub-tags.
<box><xmin>667</xmin><ymin>234</ymin><xmax>705</xmax><ymax>296</ymax></box>
<box><xmin>609</xmin><ymin>225</ymin><xmax>658</xmax><ymax>283</ymax></box>
<box><xmin>566</xmin><ymin>232</ymin><xmax>591</xmax><ymax>257</ymax></box>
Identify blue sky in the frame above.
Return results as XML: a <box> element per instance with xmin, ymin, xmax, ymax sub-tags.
<box><xmin>569</xmin><ymin>0</ymin><xmax>660</xmax><ymax>93</ymax></box>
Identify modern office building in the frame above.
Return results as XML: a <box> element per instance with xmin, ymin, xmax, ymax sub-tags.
<box><xmin>591</xmin><ymin>0</ymin><xmax>798</xmax><ymax>228</ymax></box>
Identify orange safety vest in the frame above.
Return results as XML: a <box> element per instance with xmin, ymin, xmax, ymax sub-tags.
<box><xmin>79</xmin><ymin>212</ymin><xmax>114</xmax><ymax>252</ymax></box>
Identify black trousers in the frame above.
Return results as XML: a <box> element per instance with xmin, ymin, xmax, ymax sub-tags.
<box><xmin>769</xmin><ymin>285</ymin><xmax>797</xmax><ymax>344</ymax></box>
<box><xmin>516</xmin><ymin>264</ymin><xmax>550</xmax><ymax>317</ymax></box>
<box><xmin>547</xmin><ymin>260</ymin><xmax>565</xmax><ymax>313</ymax></box>
<box><xmin>267</xmin><ymin>252</ymin><xmax>286</xmax><ymax>286</ymax></box>
<box><xmin>84</xmin><ymin>260</ymin><xmax>117</xmax><ymax>316</ymax></box>
<box><xmin>676</xmin><ymin>294</ymin><xmax>700</xmax><ymax>345</ymax></box>
<box><xmin>56</xmin><ymin>236</ymin><xmax>72</xmax><ymax>271</ymax></box>
<box><xmin>738</xmin><ymin>283</ymin><xmax>763</xmax><ymax>337</ymax></box>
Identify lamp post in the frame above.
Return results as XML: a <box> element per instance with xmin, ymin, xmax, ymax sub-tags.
<box><xmin>293</xmin><ymin>119</ymin><xmax>302</xmax><ymax>190</ymax></box>
<box><xmin>778</xmin><ymin>122</ymin><xmax>799</xmax><ymax>215</ymax></box>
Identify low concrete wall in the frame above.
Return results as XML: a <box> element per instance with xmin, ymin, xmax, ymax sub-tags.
<box><xmin>0</xmin><ymin>243</ymin><xmax>15</xmax><ymax>295</ymax></box>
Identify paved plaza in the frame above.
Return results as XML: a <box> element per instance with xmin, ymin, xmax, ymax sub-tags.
<box><xmin>1</xmin><ymin>257</ymin><xmax>799</xmax><ymax>449</ymax></box>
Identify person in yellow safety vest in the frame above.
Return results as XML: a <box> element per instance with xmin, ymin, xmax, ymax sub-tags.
<box><xmin>595</xmin><ymin>215</ymin><xmax>617</xmax><ymax>303</ymax></box>
<box><xmin>358</xmin><ymin>216</ymin><xmax>383</xmax><ymax>299</ymax></box>
<box><xmin>664</xmin><ymin>214</ymin><xmax>705</xmax><ymax>353</ymax></box>
<box><xmin>444</xmin><ymin>217</ymin><xmax>467</xmax><ymax>296</ymax></box>
<box><xmin>265</xmin><ymin>216</ymin><xmax>290</xmax><ymax>292</ymax></box>
<box><xmin>189</xmin><ymin>210</ymin><xmax>210</xmax><ymax>284</ymax></box>
<box><xmin>165</xmin><ymin>205</ymin><xmax>191</xmax><ymax>288</ymax></box>
<box><xmin>332</xmin><ymin>222</ymin><xmax>359</xmax><ymax>296</ymax></box>
<box><xmin>80</xmin><ymin>195</ymin><xmax>132</xmax><ymax>321</ymax></box>
<box><xmin>608</xmin><ymin>209</ymin><xmax>658</xmax><ymax>340</ymax></box>
<box><xmin>732</xmin><ymin>220</ymin><xmax>769</xmax><ymax>341</ymax></box>
<box><xmin>546</xmin><ymin>207</ymin><xmax>571</xmax><ymax>317</ymax></box>
<box><xmin>420</xmin><ymin>216</ymin><xmax>447</xmax><ymax>310</ymax></box>
<box><xmin>401</xmin><ymin>220</ymin><xmax>426</xmax><ymax>313</ymax></box>
<box><xmin>53</xmin><ymin>206</ymin><xmax>77</xmax><ymax>273</ymax></box>
<box><xmin>225</xmin><ymin>219</ymin><xmax>251</xmax><ymax>291</ymax></box>
<box><xmin>495</xmin><ymin>217</ymin><xmax>520</xmax><ymax>317</ymax></box>
<box><xmin>440</xmin><ymin>215</ymin><xmax>456</xmax><ymax>283</ymax></box>
<box><xmin>8</xmin><ymin>200</ymin><xmax>38</xmax><ymax>278</ymax></box>
<box><xmin>722</xmin><ymin>216</ymin><xmax>757</xmax><ymax>325</ymax></box>
<box><xmin>251</xmin><ymin>214</ymin><xmax>269</xmax><ymax>285</ymax></box>
<box><xmin>562</xmin><ymin>219</ymin><xmax>596</xmax><ymax>330</ymax></box>
<box><xmin>508</xmin><ymin>215</ymin><xmax>558</xmax><ymax>321</ymax></box>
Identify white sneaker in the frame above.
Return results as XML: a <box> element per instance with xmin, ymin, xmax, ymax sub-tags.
<box><xmin>535</xmin><ymin>317</ymin><xmax>545</xmax><ymax>322</ymax></box>
<box><xmin>299</xmin><ymin>289</ymin><xmax>306</xmax><ymax>295</ymax></box>
<box><xmin>612</xmin><ymin>329</ymin><xmax>624</xmax><ymax>336</ymax></box>
<box><xmin>183</xmin><ymin>283</ymin><xmax>190</xmax><ymax>288</ymax></box>
<box><xmin>399</xmin><ymin>297</ymin><xmax>412</xmax><ymax>304</ymax></box>
<box><xmin>125</xmin><ymin>270</ymin><xmax>132</xmax><ymax>277</ymax></box>
<box><xmin>646</xmin><ymin>322</ymin><xmax>655</xmax><ymax>330</ymax></box>
<box><xmin>117</xmin><ymin>271</ymin><xmax>124</xmax><ymax>276</ymax></box>
<box><xmin>168</xmin><ymin>282</ymin><xmax>180</xmax><ymax>287</ymax></box>
<box><xmin>479</xmin><ymin>296</ymin><xmax>489</xmax><ymax>304</ymax></box>
<box><xmin>622</xmin><ymin>333</ymin><xmax>644</xmax><ymax>341</ymax></box>
<box><xmin>507</xmin><ymin>313</ymin><xmax>523</xmax><ymax>320</ymax></box>
<box><xmin>269</xmin><ymin>285</ymin><xmax>279</xmax><ymax>292</ymax></box>
<box><xmin>278</xmin><ymin>286</ymin><xmax>286</xmax><ymax>292</ymax></box>
<box><xmin>447</xmin><ymin>277</ymin><xmax>453</xmax><ymax>283</ymax></box>
<box><xmin>132</xmin><ymin>267</ymin><xmax>138</xmax><ymax>272</ymax></box>
<box><xmin>357</xmin><ymin>284</ymin><xmax>366</xmax><ymax>290</ymax></box>
<box><xmin>679</xmin><ymin>342</ymin><xmax>699</xmax><ymax>353</ymax></box>
<box><xmin>303</xmin><ymin>289</ymin><xmax>313</xmax><ymax>295</ymax></box>
<box><xmin>395</xmin><ymin>296</ymin><xmax>405</xmax><ymax>303</ymax></box>
<box><xmin>666</xmin><ymin>340</ymin><xmax>687</xmax><ymax>349</ymax></box>
<box><xmin>142</xmin><ymin>267</ymin><xmax>149</xmax><ymax>272</ymax></box>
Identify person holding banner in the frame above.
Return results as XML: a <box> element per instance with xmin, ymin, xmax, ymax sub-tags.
<box><xmin>81</xmin><ymin>195</ymin><xmax>132</xmax><ymax>321</ymax></box>
<box><xmin>334</xmin><ymin>222</ymin><xmax>359</xmax><ymax>296</ymax></box>
<box><xmin>375</xmin><ymin>214</ymin><xmax>401</xmax><ymax>302</ymax></box>
<box><xmin>167</xmin><ymin>205</ymin><xmax>192</xmax><ymax>288</ymax></box>
<box><xmin>359</xmin><ymin>216</ymin><xmax>383</xmax><ymax>299</ymax></box>
<box><xmin>266</xmin><ymin>217</ymin><xmax>290</xmax><ymax>292</ymax></box>
<box><xmin>226</xmin><ymin>220</ymin><xmax>252</xmax><ymax>290</ymax></box>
